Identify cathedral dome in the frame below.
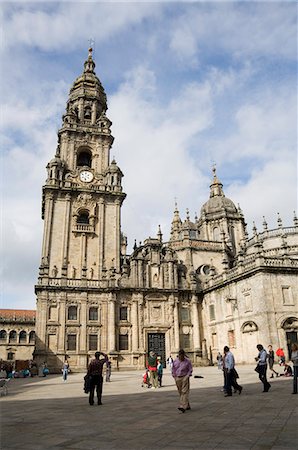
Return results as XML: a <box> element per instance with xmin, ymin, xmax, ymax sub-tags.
<box><xmin>201</xmin><ymin>195</ymin><xmax>237</xmax><ymax>215</ymax></box>
<box><xmin>200</xmin><ymin>168</ymin><xmax>237</xmax><ymax>216</ymax></box>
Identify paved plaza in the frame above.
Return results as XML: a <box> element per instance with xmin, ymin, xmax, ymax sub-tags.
<box><xmin>1</xmin><ymin>365</ymin><xmax>297</xmax><ymax>450</ymax></box>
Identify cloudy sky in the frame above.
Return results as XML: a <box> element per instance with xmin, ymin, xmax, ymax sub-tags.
<box><xmin>1</xmin><ymin>1</ymin><xmax>297</xmax><ymax>310</ymax></box>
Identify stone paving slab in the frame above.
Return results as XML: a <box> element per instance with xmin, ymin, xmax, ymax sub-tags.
<box><xmin>0</xmin><ymin>365</ymin><xmax>297</xmax><ymax>450</ymax></box>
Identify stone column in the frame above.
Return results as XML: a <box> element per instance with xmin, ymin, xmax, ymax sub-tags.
<box><xmin>173</xmin><ymin>298</ymin><xmax>180</xmax><ymax>351</ymax></box>
<box><xmin>98</xmin><ymin>199</ymin><xmax>105</xmax><ymax>275</ymax></box>
<box><xmin>191</xmin><ymin>294</ymin><xmax>200</xmax><ymax>350</ymax></box>
<box><xmin>81</xmin><ymin>233</ymin><xmax>87</xmax><ymax>276</ymax></box>
<box><xmin>108</xmin><ymin>293</ymin><xmax>116</xmax><ymax>352</ymax></box>
<box><xmin>41</xmin><ymin>193</ymin><xmax>54</xmax><ymax>262</ymax></box>
<box><xmin>173</xmin><ymin>265</ymin><xmax>178</xmax><ymax>289</ymax></box>
<box><xmin>138</xmin><ymin>260</ymin><xmax>143</xmax><ymax>288</ymax></box>
<box><xmin>115</xmin><ymin>200</ymin><xmax>121</xmax><ymax>272</ymax></box>
<box><xmin>57</xmin><ymin>298</ymin><xmax>66</xmax><ymax>353</ymax></box>
<box><xmin>80</xmin><ymin>299</ymin><xmax>87</xmax><ymax>352</ymax></box>
<box><xmin>131</xmin><ymin>296</ymin><xmax>139</xmax><ymax>352</ymax></box>
<box><xmin>138</xmin><ymin>294</ymin><xmax>144</xmax><ymax>351</ymax></box>
<box><xmin>168</xmin><ymin>262</ymin><xmax>174</xmax><ymax>289</ymax></box>
<box><xmin>61</xmin><ymin>193</ymin><xmax>71</xmax><ymax>275</ymax></box>
<box><xmin>35</xmin><ymin>295</ymin><xmax>48</xmax><ymax>353</ymax></box>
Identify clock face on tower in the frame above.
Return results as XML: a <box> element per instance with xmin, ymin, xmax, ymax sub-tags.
<box><xmin>79</xmin><ymin>170</ymin><xmax>94</xmax><ymax>183</ymax></box>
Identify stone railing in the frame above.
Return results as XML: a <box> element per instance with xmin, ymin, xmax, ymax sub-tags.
<box><xmin>203</xmin><ymin>254</ymin><xmax>298</xmax><ymax>290</ymax></box>
<box><xmin>72</xmin><ymin>224</ymin><xmax>95</xmax><ymax>233</ymax></box>
<box><xmin>37</xmin><ymin>277</ymin><xmax>116</xmax><ymax>289</ymax></box>
<box><xmin>247</xmin><ymin>226</ymin><xmax>298</xmax><ymax>246</ymax></box>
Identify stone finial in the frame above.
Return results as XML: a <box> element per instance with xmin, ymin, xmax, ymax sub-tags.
<box><xmin>186</xmin><ymin>208</ymin><xmax>190</xmax><ymax>221</ymax></box>
<box><xmin>293</xmin><ymin>210</ymin><xmax>298</xmax><ymax>227</ymax></box>
<box><xmin>237</xmin><ymin>203</ymin><xmax>243</xmax><ymax>216</ymax></box>
<box><xmin>133</xmin><ymin>239</ymin><xmax>137</xmax><ymax>251</ymax></box>
<box><xmin>262</xmin><ymin>216</ymin><xmax>268</xmax><ymax>231</ymax></box>
<box><xmin>157</xmin><ymin>225</ymin><xmax>163</xmax><ymax>242</ymax></box>
<box><xmin>252</xmin><ymin>221</ymin><xmax>257</xmax><ymax>236</ymax></box>
<box><xmin>194</xmin><ymin>212</ymin><xmax>198</xmax><ymax>222</ymax></box>
<box><xmin>277</xmin><ymin>212</ymin><xmax>282</xmax><ymax>228</ymax></box>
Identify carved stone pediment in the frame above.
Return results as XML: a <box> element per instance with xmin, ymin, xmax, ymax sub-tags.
<box><xmin>47</xmin><ymin>326</ymin><xmax>57</xmax><ymax>334</ymax></box>
<box><xmin>66</xmin><ymin>327</ymin><xmax>79</xmax><ymax>334</ymax></box>
<box><xmin>145</xmin><ymin>294</ymin><xmax>167</xmax><ymax>302</ymax></box>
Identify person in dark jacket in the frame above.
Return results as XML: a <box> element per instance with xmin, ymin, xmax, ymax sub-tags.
<box><xmin>87</xmin><ymin>351</ymin><xmax>108</xmax><ymax>405</ymax></box>
<box><xmin>267</xmin><ymin>345</ymin><xmax>279</xmax><ymax>378</ymax></box>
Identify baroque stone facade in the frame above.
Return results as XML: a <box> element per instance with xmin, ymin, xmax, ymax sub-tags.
<box><xmin>34</xmin><ymin>50</ymin><xmax>298</xmax><ymax>372</ymax></box>
<box><xmin>0</xmin><ymin>310</ymin><xmax>36</xmax><ymax>363</ymax></box>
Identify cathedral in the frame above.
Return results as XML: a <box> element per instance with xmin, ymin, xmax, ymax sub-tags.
<box><xmin>34</xmin><ymin>49</ymin><xmax>298</xmax><ymax>372</ymax></box>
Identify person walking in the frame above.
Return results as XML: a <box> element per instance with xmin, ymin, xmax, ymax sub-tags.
<box><xmin>105</xmin><ymin>360</ymin><xmax>111</xmax><ymax>382</ymax></box>
<box><xmin>223</xmin><ymin>346</ymin><xmax>242</xmax><ymax>396</ymax></box>
<box><xmin>147</xmin><ymin>351</ymin><xmax>158</xmax><ymax>389</ymax></box>
<box><xmin>290</xmin><ymin>342</ymin><xmax>298</xmax><ymax>394</ymax></box>
<box><xmin>172</xmin><ymin>349</ymin><xmax>193</xmax><ymax>413</ymax></box>
<box><xmin>267</xmin><ymin>345</ymin><xmax>279</xmax><ymax>378</ymax></box>
<box><xmin>87</xmin><ymin>351</ymin><xmax>108</xmax><ymax>405</ymax></box>
<box><xmin>255</xmin><ymin>344</ymin><xmax>271</xmax><ymax>392</ymax></box>
<box><xmin>62</xmin><ymin>360</ymin><xmax>69</xmax><ymax>381</ymax></box>
<box><xmin>157</xmin><ymin>358</ymin><xmax>163</xmax><ymax>387</ymax></box>
<box><xmin>167</xmin><ymin>355</ymin><xmax>174</xmax><ymax>374</ymax></box>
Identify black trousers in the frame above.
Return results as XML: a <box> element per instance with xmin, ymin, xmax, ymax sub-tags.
<box><xmin>89</xmin><ymin>375</ymin><xmax>103</xmax><ymax>404</ymax></box>
<box><xmin>225</xmin><ymin>369</ymin><xmax>241</xmax><ymax>395</ymax></box>
<box><xmin>258</xmin><ymin>364</ymin><xmax>270</xmax><ymax>391</ymax></box>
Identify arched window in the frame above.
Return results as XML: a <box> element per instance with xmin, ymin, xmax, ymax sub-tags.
<box><xmin>29</xmin><ymin>331</ymin><xmax>35</xmax><ymax>343</ymax></box>
<box><xmin>241</xmin><ymin>321</ymin><xmax>258</xmax><ymax>333</ymax></box>
<box><xmin>213</xmin><ymin>227</ymin><xmax>220</xmax><ymax>241</ymax></box>
<box><xmin>19</xmin><ymin>331</ymin><xmax>27</xmax><ymax>343</ymax></box>
<box><xmin>77</xmin><ymin>149</ymin><xmax>92</xmax><ymax>167</ymax></box>
<box><xmin>77</xmin><ymin>211</ymin><xmax>89</xmax><ymax>225</ymax></box>
<box><xmin>68</xmin><ymin>306</ymin><xmax>77</xmax><ymax>321</ymax></box>
<box><xmin>0</xmin><ymin>330</ymin><xmax>7</xmax><ymax>341</ymax></box>
<box><xmin>9</xmin><ymin>330</ymin><xmax>17</xmax><ymax>343</ymax></box>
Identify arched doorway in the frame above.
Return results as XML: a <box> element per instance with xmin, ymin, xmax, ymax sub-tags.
<box><xmin>282</xmin><ymin>317</ymin><xmax>298</xmax><ymax>358</ymax></box>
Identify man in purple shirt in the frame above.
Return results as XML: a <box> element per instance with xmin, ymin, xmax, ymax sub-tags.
<box><xmin>87</xmin><ymin>351</ymin><xmax>108</xmax><ymax>405</ymax></box>
<box><xmin>172</xmin><ymin>349</ymin><xmax>193</xmax><ymax>413</ymax></box>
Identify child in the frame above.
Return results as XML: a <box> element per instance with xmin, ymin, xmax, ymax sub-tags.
<box><xmin>142</xmin><ymin>369</ymin><xmax>151</xmax><ymax>388</ymax></box>
<box><xmin>157</xmin><ymin>359</ymin><xmax>163</xmax><ymax>387</ymax></box>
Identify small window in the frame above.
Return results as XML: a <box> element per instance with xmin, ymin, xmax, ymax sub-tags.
<box><xmin>119</xmin><ymin>334</ymin><xmax>128</xmax><ymax>350</ymax></box>
<box><xmin>7</xmin><ymin>352</ymin><xmax>14</xmax><ymax>361</ymax></box>
<box><xmin>68</xmin><ymin>306</ymin><xmax>77</xmax><ymax>321</ymax></box>
<box><xmin>19</xmin><ymin>331</ymin><xmax>27</xmax><ymax>343</ymax></box>
<box><xmin>9</xmin><ymin>330</ymin><xmax>17</xmax><ymax>343</ymax></box>
<box><xmin>89</xmin><ymin>334</ymin><xmax>98</xmax><ymax>351</ymax></box>
<box><xmin>228</xmin><ymin>330</ymin><xmax>235</xmax><ymax>348</ymax></box>
<box><xmin>89</xmin><ymin>307</ymin><xmax>98</xmax><ymax>321</ymax></box>
<box><xmin>0</xmin><ymin>330</ymin><xmax>7</xmax><ymax>341</ymax></box>
<box><xmin>29</xmin><ymin>331</ymin><xmax>35</xmax><ymax>343</ymax></box>
<box><xmin>182</xmin><ymin>334</ymin><xmax>190</xmax><ymax>349</ymax></box>
<box><xmin>181</xmin><ymin>308</ymin><xmax>190</xmax><ymax>322</ymax></box>
<box><xmin>77</xmin><ymin>211</ymin><xmax>89</xmax><ymax>225</ymax></box>
<box><xmin>209</xmin><ymin>304</ymin><xmax>215</xmax><ymax>321</ymax></box>
<box><xmin>120</xmin><ymin>307</ymin><xmax>128</xmax><ymax>321</ymax></box>
<box><xmin>77</xmin><ymin>150</ymin><xmax>92</xmax><ymax>167</ymax></box>
<box><xmin>67</xmin><ymin>334</ymin><xmax>77</xmax><ymax>351</ymax></box>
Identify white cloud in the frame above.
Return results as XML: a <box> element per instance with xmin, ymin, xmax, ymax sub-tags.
<box><xmin>0</xmin><ymin>1</ymin><xmax>296</xmax><ymax>310</ymax></box>
<box><xmin>168</xmin><ymin>3</ymin><xmax>297</xmax><ymax>63</ymax></box>
<box><xmin>1</xmin><ymin>3</ymin><xmax>162</xmax><ymax>52</ymax></box>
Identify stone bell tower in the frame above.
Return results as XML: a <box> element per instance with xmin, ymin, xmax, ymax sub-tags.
<box><xmin>35</xmin><ymin>49</ymin><xmax>126</xmax><ymax>369</ymax></box>
<box><xmin>39</xmin><ymin>48</ymin><xmax>125</xmax><ymax>280</ymax></box>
